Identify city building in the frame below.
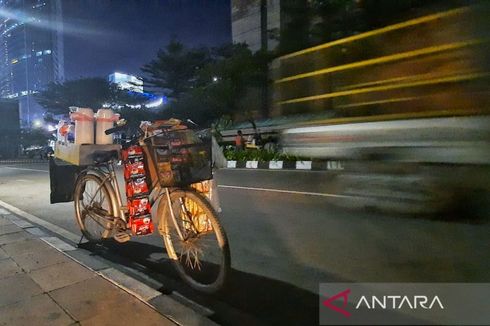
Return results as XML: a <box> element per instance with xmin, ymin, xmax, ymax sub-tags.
<box><xmin>107</xmin><ymin>71</ymin><xmax>166</xmax><ymax>109</ymax></box>
<box><xmin>0</xmin><ymin>99</ymin><xmax>20</xmax><ymax>158</ymax></box>
<box><xmin>231</xmin><ymin>0</ymin><xmax>280</xmax><ymax>52</ymax></box>
<box><xmin>108</xmin><ymin>72</ymin><xmax>143</xmax><ymax>93</ymax></box>
<box><xmin>0</xmin><ymin>0</ymin><xmax>64</xmax><ymax>128</ymax></box>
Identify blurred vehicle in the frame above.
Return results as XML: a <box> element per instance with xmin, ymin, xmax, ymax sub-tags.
<box><xmin>275</xmin><ymin>5</ymin><xmax>490</xmax><ymax>217</ymax></box>
<box><xmin>23</xmin><ymin>145</ymin><xmax>44</xmax><ymax>159</ymax></box>
<box><xmin>23</xmin><ymin>145</ymin><xmax>53</xmax><ymax>159</ymax></box>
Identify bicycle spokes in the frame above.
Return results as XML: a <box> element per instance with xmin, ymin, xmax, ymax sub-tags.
<box><xmin>76</xmin><ymin>177</ymin><xmax>113</xmax><ymax>240</ymax></box>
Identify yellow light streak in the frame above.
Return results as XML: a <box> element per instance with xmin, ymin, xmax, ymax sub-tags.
<box><xmin>278</xmin><ymin>72</ymin><xmax>489</xmax><ymax>105</ymax></box>
<box><xmin>278</xmin><ymin>7</ymin><xmax>469</xmax><ymax>60</ymax></box>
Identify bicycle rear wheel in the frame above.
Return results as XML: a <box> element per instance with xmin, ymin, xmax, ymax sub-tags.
<box><xmin>158</xmin><ymin>189</ymin><xmax>231</xmax><ymax>293</ymax></box>
<box><xmin>74</xmin><ymin>173</ymin><xmax>115</xmax><ymax>242</ymax></box>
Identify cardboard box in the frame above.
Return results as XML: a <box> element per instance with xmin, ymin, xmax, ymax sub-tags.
<box><xmin>54</xmin><ymin>142</ymin><xmax>121</xmax><ymax>166</ymax></box>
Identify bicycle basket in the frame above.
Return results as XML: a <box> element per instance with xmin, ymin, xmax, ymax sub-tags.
<box><xmin>146</xmin><ymin>129</ymin><xmax>212</xmax><ymax>187</ymax></box>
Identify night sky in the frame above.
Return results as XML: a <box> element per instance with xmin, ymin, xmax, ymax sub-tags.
<box><xmin>62</xmin><ymin>0</ymin><xmax>231</xmax><ymax>80</ymax></box>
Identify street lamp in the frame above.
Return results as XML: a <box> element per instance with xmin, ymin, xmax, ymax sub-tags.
<box><xmin>33</xmin><ymin>119</ymin><xmax>42</xmax><ymax>128</ymax></box>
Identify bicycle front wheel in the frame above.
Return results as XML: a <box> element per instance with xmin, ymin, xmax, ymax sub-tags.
<box><xmin>74</xmin><ymin>173</ymin><xmax>115</xmax><ymax>242</ymax></box>
<box><xmin>158</xmin><ymin>190</ymin><xmax>231</xmax><ymax>293</ymax></box>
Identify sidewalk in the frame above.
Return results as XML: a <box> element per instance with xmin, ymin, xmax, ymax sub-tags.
<box><xmin>0</xmin><ymin>214</ymin><xmax>175</xmax><ymax>326</ymax></box>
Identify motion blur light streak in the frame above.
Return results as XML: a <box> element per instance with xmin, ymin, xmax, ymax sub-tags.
<box><xmin>0</xmin><ymin>6</ymin><xmax>116</xmax><ymax>37</ymax></box>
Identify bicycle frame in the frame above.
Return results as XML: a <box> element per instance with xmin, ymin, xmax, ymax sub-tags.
<box><xmin>84</xmin><ymin>159</ymin><xmax>186</xmax><ymax>240</ymax></box>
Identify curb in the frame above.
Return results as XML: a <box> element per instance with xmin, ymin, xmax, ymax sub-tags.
<box><xmin>225</xmin><ymin>160</ymin><xmax>344</xmax><ymax>171</ymax></box>
<box><xmin>0</xmin><ymin>204</ymin><xmax>218</xmax><ymax>326</ymax></box>
<box><xmin>0</xmin><ymin>159</ymin><xmax>47</xmax><ymax>164</ymax></box>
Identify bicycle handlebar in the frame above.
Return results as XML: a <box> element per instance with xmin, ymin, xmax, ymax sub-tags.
<box><xmin>105</xmin><ymin>124</ymin><xmax>127</xmax><ymax>135</ymax></box>
<box><xmin>104</xmin><ymin>119</ymin><xmax>196</xmax><ymax>138</ymax></box>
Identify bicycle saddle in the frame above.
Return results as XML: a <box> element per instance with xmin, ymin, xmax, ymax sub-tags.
<box><xmin>92</xmin><ymin>150</ymin><xmax>119</xmax><ymax>164</ymax></box>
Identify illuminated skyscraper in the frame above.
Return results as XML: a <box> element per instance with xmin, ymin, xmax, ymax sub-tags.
<box><xmin>108</xmin><ymin>72</ymin><xmax>144</xmax><ymax>93</ymax></box>
<box><xmin>0</xmin><ymin>0</ymin><xmax>64</xmax><ymax>128</ymax></box>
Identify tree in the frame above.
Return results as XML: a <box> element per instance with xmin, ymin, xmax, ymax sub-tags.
<box><xmin>141</xmin><ymin>39</ymin><xmax>211</xmax><ymax>100</ymax></box>
<box><xmin>35</xmin><ymin>77</ymin><xmax>146</xmax><ymax>116</ymax></box>
<box><xmin>142</xmin><ymin>41</ymin><xmax>271</xmax><ymax>126</ymax></box>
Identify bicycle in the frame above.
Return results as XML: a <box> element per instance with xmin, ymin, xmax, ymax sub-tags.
<box><xmin>72</xmin><ymin>119</ymin><xmax>231</xmax><ymax>293</ymax></box>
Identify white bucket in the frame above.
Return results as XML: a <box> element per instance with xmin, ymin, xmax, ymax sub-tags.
<box><xmin>70</xmin><ymin>107</ymin><xmax>94</xmax><ymax>144</ymax></box>
<box><xmin>95</xmin><ymin>108</ymin><xmax>120</xmax><ymax>144</ymax></box>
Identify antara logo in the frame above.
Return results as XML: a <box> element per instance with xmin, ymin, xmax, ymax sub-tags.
<box><xmin>323</xmin><ymin>289</ymin><xmax>352</xmax><ymax>317</ymax></box>
<box><xmin>322</xmin><ymin>290</ymin><xmax>444</xmax><ymax>318</ymax></box>
<box><xmin>356</xmin><ymin>295</ymin><xmax>444</xmax><ymax>310</ymax></box>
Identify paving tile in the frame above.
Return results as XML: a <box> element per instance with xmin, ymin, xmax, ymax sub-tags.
<box><xmin>0</xmin><ymin>273</ymin><xmax>43</xmax><ymax>308</ymax></box>
<box><xmin>0</xmin><ymin>258</ymin><xmax>23</xmax><ymax>279</ymax></box>
<box><xmin>0</xmin><ymin>294</ymin><xmax>73</xmax><ymax>326</ymax></box>
<box><xmin>0</xmin><ymin>224</ymin><xmax>23</xmax><ymax>236</ymax></box>
<box><xmin>41</xmin><ymin>237</ymin><xmax>76</xmax><ymax>251</ymax></box>
<box><xmin>0</xmin><ymin>232</ymin><xmax>34</xmax><ymax>246</ymax></box>
<box><xmin>29</xmin><ymin>260</ymin><xmax>95</xmax><ymax>292</ymax></box>
<box><xmin>50</xmin><ymin>276</ymin><xmax>133</xmax><ymax>321</ymax></box>
<box><xmin>12</xmin><ymin>247</ymin><xmax>72</xmax><ymax>272</ymax></box>
<box><xmin>25</xmin><ymin>227</ymin><xmax>48</xmax><ymax>237</ymax></box>
<box><xmin>0</xmin><ymin>248</ymin><xmax>8</xmax><ymax>260</ymax></box>
<box><xmin>0</xmin><ymin>218</ymin><xmax>13</xmax><ymax>226</ymax></box>
<box><xmin>67</xmin><ymin>249</ymin><xmax>110</xmax><ymax>271</ymax></box>
<box><xmin>1</xmin><ymin>238</ymin><xmax>50</xmax><ymax>257</ymax></box>
<box><xmin>99</xmin><ymin>267</ymin><xmax>161</xmax><ymax>301</ymax></box>
<box><xmin>150</xmin><ymin>294</ymin><xmax>218</xmax><ymax>326</ymax></box>
<box><xmin>80</xmin><ymin>295</ymin><xmax>174</xmax><ymax>326</ymax></box>
<box><xmin>7</xmin><ymin>216</ymin><xmax>34</xmax><ymax>228</ymax></box>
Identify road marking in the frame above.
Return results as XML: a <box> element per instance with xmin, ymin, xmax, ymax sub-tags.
<box><xmin>222</xmin><ymin>168</ymin><xmax>333</xmax><ymax>173</ymax></box>
<box><xmin>1</xmin><ymin>166</ymin><xmax>49</xmax><ymax>173</ymax></box>
<box><xmin>218</xmin><ymin>185</ymin><xmax>352</xmax><ymax>198</ymax></box>
<box><xmin>0</xmin><ymin>199</ymin><xmax>81</xmax><ymax>243</ymax></box>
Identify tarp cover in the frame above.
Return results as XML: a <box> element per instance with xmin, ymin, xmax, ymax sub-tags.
<box><xmin>49</xmin><ymin>157</ymin><xmax>84</xmax><ymax>204</ymax></box>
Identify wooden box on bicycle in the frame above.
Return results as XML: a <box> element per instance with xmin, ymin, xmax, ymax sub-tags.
<box><xmin>144</xmin><ymin>129</ymin><xmax>212</xmax><ymax>187</ymax></box>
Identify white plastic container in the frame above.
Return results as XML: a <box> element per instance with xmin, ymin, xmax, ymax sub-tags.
<box><xmin>70</xmin><ymin>107</ymin><xmax>94</xmax><ymax>144</ymax></box>
<box><xmin>95</xmin><ymin>108</ymin><xmax>120</xmax><ymax>144</ymax></box>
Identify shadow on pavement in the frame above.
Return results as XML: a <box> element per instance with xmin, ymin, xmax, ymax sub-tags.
<box><xmin>80</xmin><ymin>239</ymin><xmax>343</xmax><ymax>325</ymax></box>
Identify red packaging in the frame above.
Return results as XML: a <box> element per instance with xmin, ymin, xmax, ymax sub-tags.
<box><xmin>126</xmin><ymin>177</ymin><xmax>149</xmax><ymax>197</ymax></box>
<box><xmin>170</xmin><ymin>139</ymin><xmax>182</xmax><ymax>147</ymax></box>
<box><xmin>124</xmin><ymin>161</ymin><xmax>146</xmax><ymax>179</ymax></box>
<box><xmin>128</xmin><ymin>197</ymin><xmax>151</xmax><ymax>216</ymax></box>
<box><xmin>122</xmin><ymin>145</ymin><xmax>144</xmax><ymax>161</ymax></box>
<box><xmin>130</xmin><ymin>215</ymin><xmax>154</xmax><ymax>236</ymax></box>
<box><xmin>170</xmin><ymin>156</ymin><xmax>184</xmax><ymax>164</ymax></box>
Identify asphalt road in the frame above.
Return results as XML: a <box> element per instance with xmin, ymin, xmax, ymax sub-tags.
<box><xmin>0</xmin><ymin>163</ymin><xmax>489</xmax><ymax>325</ymax></box>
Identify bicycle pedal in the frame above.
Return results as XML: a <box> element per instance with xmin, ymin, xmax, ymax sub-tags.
<box><xmin>113</xmin><ymin>232</ymin><xmax>131</xmax><ymax>243</ymax></box>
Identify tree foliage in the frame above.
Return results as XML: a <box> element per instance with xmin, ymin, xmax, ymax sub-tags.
<box><xmin>141</xmin><ymin>39</ymin><xmax>212</xmax><ymax>100</ymax></box>
<box><xmin>35</xmin><ymin>77</ymin><xmax>146</xmax><ymax>115</ymax></box>
<box><xmin>142</xmin><ymin>42</ymin><xmax>270</xmax><ymax>126</ymax></box>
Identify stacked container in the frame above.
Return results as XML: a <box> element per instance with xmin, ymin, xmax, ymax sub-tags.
<box><xmin>95</xmin><ymin>108</ymin><xmax>120</xmax><ymax>144</ymax></box>
<box><xmin>121</xmin><ymin>145</ymin><xmax>154</xmax><ymax>236</ymax></box>
<box><xmin>69</xmin><ymin>107</ymin><xmax>94</xmax><ymax>144</ymax></box>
